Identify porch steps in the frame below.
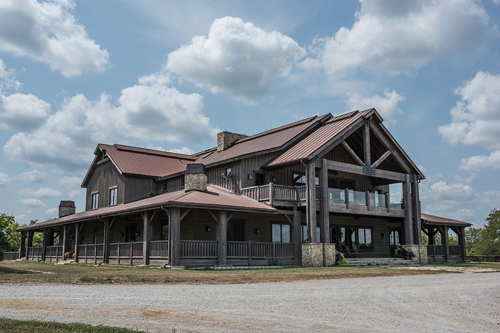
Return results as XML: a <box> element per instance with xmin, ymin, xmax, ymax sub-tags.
<box><xmin>345</xmin><ymin>258</ymin><xmax>413</xmax><ymax>266</ymax></box>
<box><xmin>210</xmin><ymin>266</ymin><xmax>284</xmax><ymax>270</ymax></box>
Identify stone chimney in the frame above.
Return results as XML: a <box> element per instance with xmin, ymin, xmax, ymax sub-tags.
<box><xmin>59</xmin><ymin>201</ymin><xmax>76</xmax><ymax>218</ymax></box>
<box><xmin>217</xmin><ymin>131</ymin><xmax>247</xmax><ymax>151</ymax></box>
<box><xmin>185</xmin><ymin>164</ymin><xmax>208</xmax><ymax>192</ymax></box>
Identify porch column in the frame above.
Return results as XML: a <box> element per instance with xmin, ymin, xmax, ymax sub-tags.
<box><xmin>460</xmin><ymin>226</ymin><xmax>467</xmax><ymax>261</ymax></box>
<box><xmin>320</xmin><ymin>159</ymin><xmax>330</xmax><ymax>243</ymax></box>
<box><xmin>217</xmin><ymin>210</ymin><xmax>228</xmax><ymax>265</ymax></box>
<box><xmin>293</xmin><ymin>208</ymin><xmax>301</xmax><ymax>266</ymax></box>
<box><xmin>41</xmin><ymin>228</ymin><xmax>48</xmax><ymax>261</ymax></box>
<box><xmin>403</xmin><ymin>174</ymin><xmax>414</xmax><ymax>244</ymax></box>
<box><xmin>103</xmin><ymin>219</ymin><xmax>111</xmax><ymax>264</ymax></box>
<box><xmin>170</xmin><ymin>207</ymin><xmax>181</xmax><ymax>266</ymax></box>
<box><xmin>26</xmin><ymin>231</ymin><xmax>33</xmax><ymax>260</ymax></box>
<box><xmin>307</xmin><ymin>160</ymin><xmax>317</xmax><ymax>243</ymax></box>
<box><xmin>74</xmin><ymin>223</ymin><xmax>81</xmax><ymax>263</ymax></box>
<box><xmin>412</xmin><ymin>177</ymin><xmax>422</xmax><ymax>245</ymax></box>
<box><xmin>142</xmin><ymin>212</ymin><xmax>154</xmax><ymax>266</ymax></box>
<box><xmin>61</xmin><ymin>225</ymin><xmax>68</xmax><ymax>257</ymax></box>
<box><xmin>19</xmin><ymin>231</ymin><xmax>26</xmax><ymax>259</ymax></box>
<box><xmin>442</xmin><ymin>226</ymin><xmax>449</xmax><ymax>261</ymax></box>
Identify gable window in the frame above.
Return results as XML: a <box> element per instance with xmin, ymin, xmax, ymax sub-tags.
<box><xmin>91</xmin><ymin>192</ymin><xmax>99</xmax><ymax>210</ymax></box>
<box><xmin>272</xmin><ymin>223</ymin><xmax>290</xmax><ymax>243</ymax></box>
<box><xmin>109</xmin><ymin>187</ymin><xmax>117</xmax><ymax>206</ymax></box>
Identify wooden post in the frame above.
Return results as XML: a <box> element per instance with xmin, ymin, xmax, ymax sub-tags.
<box><xmin>84</xmin><ymin>243</ymin><xmax>87</xmax><ymax>264</ymax></box>
<box><xmin>461</xmin><ymin>227</ymin><xmax>467</xmax><ymax>261</ymax></box>
<box><xmin>55</xmin><ymin>245</ymin><xmax>59</xmax><ymax>263</ymax></box>
<box><xmin>272</xmin><ymin>242</ymin><xmax>276</xmax><ymax>261</ymax></box>
<box><xmin>130</xmin><ymin>242</ymin><xmax>133</xmax><ymax>266</ymax></box>
<box><xmin>307</xmin><ymin>160</ymin><xmax>317</xmax><ymax>243</ymax></box>
<box><xmin>385</xmin><ymin>192</ymin><xmax>390</xmax><ymax>212</ymax></box>
<box><xmin>293</xmin><ymin>208</ymin><xmax>301</xmax><ymax>266</ymax></box>
<box><xmin>443</xmin><ymin>226</ymin><xmax>449</xmax><ymax>261</ymax></box>
<box><xmin>117</xmin><ymin>242</ymin><xmax>121</xmax><ymax>264</ymax></box>
<box><xmin>364</xmin><ymin>119</ymin><xmax>371</xmax><ymax>166</ymax></box>
<box><xmin>366</xmin><ymin>191</ymin><xmax>371</xmax><ymax>211</ymax></box>
<box><xmin>403</xmin><ymin>174</ymin><xmax>414</xmax><ymax>244</ymax></box>
<box><xmin>170</xmin><ymin>207</ymin><xmax>181</xmax><ymax>266</ymax></box>
<box><xmin>103</xmin><ymin>219</ymin><xmax>110</xmax><ymax>264</ymax></box>
<box><xmin>142</xmin><ymin>212</ymin><xmax>150</xmax><ymax>265</ymax></box>
<box><xmin>26</xmin><ymin>231</ymin><xmax>33</xmax><ymax>261</ymax></box>
<box><xmin>62</xmin><ymin>225</ymin><xmax>68</xmax><ymax>258</ymax></box>
<box><xmin>320</xmin><ymin>159</ymin><xmax>330</xmax><ymax>243</ymax></box>
<box><xmin>345</xmin><ymin>188</ymin><xmax>350</xmax><ymax>209</ymax></box>
<box><xmin>248</xmin><ymin>240</ymin><xmax>252</xmax><ymax>266</ymax></box>
<box><xmin>217</xmin><ymin>210</ymin><xmax>228</xmax><ymax>265</ymax></box>
<box><xmin>269</xmin><ymin>182</ymin><xmax>274</xmax><ymax>207</ymax></box>
<box><xmin>19</xmin><ymin>231</ymin><xmax>26</xmax><ymax>259</ymax></box>
<box><xmin>74</xmin><ymin>223</ymin><xmax>80</xmax><ymax>263</ymax></box>
<box><xmin>41</xmin><ymin>229</ymin><xmax>48</xmax><ymax>262</ymax></box>
<box><xmin>412</xmin><ymin>178</ymin><xmax>422</xmax><ymax>245</ymax></box>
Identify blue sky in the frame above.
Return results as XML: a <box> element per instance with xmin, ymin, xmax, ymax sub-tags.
<box><xmin>0</xmin><ymin>0</ymin><xmax>499</xmax><ymax>227</ymax></box>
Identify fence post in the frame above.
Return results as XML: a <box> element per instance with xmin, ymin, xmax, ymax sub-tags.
<box><xmin>272</xmin><ymin>242</ymin><xmax>276</xmax><ymax>261</ymax></box>
<box><xmin>345</xmin><ymin>188</ymin><xmax>350</xmax><ymax>209</ymax></box>
<box><xmin>366</xmin><ymin>191</ymin><xmax>371</xmax><ymax>211</ymax></box>
<box><xmin>130</xmin><ymin>243</ymin><xmax>133</xmax><ymax>266</ymax></box>
<box><xmin>385</xmin><ymin>192</ymin><xmax>390</xmax><ymax>212</ymax></box>
<box><xmin>117</xmin><ymin>242</ymin><xmax>120</xmax><ymax>265</ymax></box>
<box><xmin>269</xmin><ymin>183</ymin><xmax>274</xmax><ymax>207</ymax></box>
<box><xmin>55</xmin><ymin>246</ymin><xmax>59</xmax><ymax>263</ymax></box>
<box><xmin>94</xmin><ymin>245</ymin><xmax>97</xmax><ymax>265</ymax></box>
<box><xmin>84</xmin><ymin>244</ymin><xmax>88</xmax><ymax>264</ymax></box>
<box><xmin>248</xmin><ymin>240</ymin><xmax>252</xmax><ymax>266</ymax></box>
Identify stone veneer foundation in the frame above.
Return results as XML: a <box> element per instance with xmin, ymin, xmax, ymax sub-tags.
<box><xmin>302</xmin><ymin>243</ymin><xmax>336</xmax><ymax>267</ymax></box>
<box><xmin>401</xmin><ymin>245</ymin><xmax>428</xmax><ymax>264</ymax></box>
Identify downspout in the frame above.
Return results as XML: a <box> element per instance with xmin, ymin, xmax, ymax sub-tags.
<box><xmin>300</xmin><ymin>159</ymin><xmax>309</xmax><ymax>242</ymax></box>
<box><xmin>97</xmin><ymin>216</ymin><xmax>106</xmax><ymax>265</ymax></box>
<box><xmin>161</xmin><ymin>205</ymin><xmax>171</xmax><ymax>268</ymax></box>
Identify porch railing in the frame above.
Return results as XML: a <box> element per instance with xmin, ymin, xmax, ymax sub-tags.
<box><xmin>77</xmin><ymin>243</ymin><xmax>104</xmax><ymax>264</ymax></box>
<box><xmin>149</xmin><ymin>240</ymin><xmax>169</xmax><ymax>259</ymax></box>
<box><xmin>45</xmin><ymin>246</ymin><xmax>63</xmax><ymax>262</ymax></box>
<box><xmin>2</xmin><ymin>252</ymin><xmax>19</xmax><ymax>261</ymax></box>
<box><xmin>107</xmin><ymin>242</ymin><xmax>143</xmax><ymax>265</ymax></box>
<box><xmin>227</xmin><ymin>241</ymin><xmax>294</xmax><ymax>259</ymax></box>
<box><xmin>241</xmin><ymin>184</ymin><xmax>321</xmax><ymax>203</ymax></box>
<box><xmin>27</xmin><ymin>247</ymin><xmax>43</xmax><ymax>261</ymax></box>
<box><xmin>427</xmin><ymin>245</ymin><xmax>463</xmax><ymax>259</ymax></box>
<box><xmin>181</xmin><ymin>240</ymin><xmax>218</xmax><ymax>258</ymax></box>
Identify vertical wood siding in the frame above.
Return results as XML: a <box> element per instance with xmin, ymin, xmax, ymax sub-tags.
<box><xmin>85</xmin><ymin>161</ymin><xmax>125</xmax><ymax>211</ymax></box>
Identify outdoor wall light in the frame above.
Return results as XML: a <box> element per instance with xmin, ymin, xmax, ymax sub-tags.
<box><xmin>381</xmin><ymin>233</ymin><xmax>386</xmax><ymax>239</ymax></box>
<box><xmin>248</xmin><ymin>173</ymin><xmax>253</xmax><ymax>180</ymax></box>
<box><xmin>272</xmin><ymin>176</ymin><xmax>276</xmax><ymax>182</ymax></box>
<box><xmin>119</xmin><ymin>232</ymin><xmax>124</xmax><ymax>237</ymax></box>
<box><xmin>135</xmin><ymin>231</ymin><xmax>140</xmax><ymax>236</ymax></box>
<box><xmin>255</xmin><ymin>228</ymin><xmax>260</xmax><ymax>234</ymax></box>
<box><xmin>206</xmin><ymin>226</ymin><xmax>211</xmax><ymax>233</ymax></box>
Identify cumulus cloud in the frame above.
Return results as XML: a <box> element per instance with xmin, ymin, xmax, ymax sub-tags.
<box><xmin>3</xmin><ymin>74</ymin><xmax>217</xmax><ymax>170</ymax></box>
<box><xmin>165</xmin><ymin>16</ymin><xmax>306</xmax><ymax>103</ymax></box>
<box><xmin>20</xmin><ymin>198</ymin><xmax>46</xmax><ymax>207</ymax></box>
<box><xmin>18</xmin><ymin>169</ymin><xmax>47</xmax><ymax>184</ymax></box>
<box><xmin>18</xmin><ymin>187</ymin><xmax>61</xmax><ymax>198</ymax></box>
<box><xmin>0</xmin><ymin>0</ymin><xmax>109</xmax><ymax>77</ymax></box>
<box><xmin>428</xmin><ymin>181</ymin><xmax>476</xmax><ymax>202</ymax></box>
<box><xmin>0</xmin><ymin>92</ymin><xmax>51</xmax><ymax>131</ymax></box>
<box><xmin>168</xmin><ymin>147</ymin><xmax>195</xmax><ymax>155</ymax></box>
<box><xmin>0</xmin><ymin>172</ymin><xmax>10</xmax><ymax>186</ymax></box>
<box><xmin>68</xmin><ymin>189</ymin><xmax>81</xmax><ymax>199</ymax></box>
<box><xmin>59</xmin><ymin>176</ymin><xmax>81</xmax><ymax>189</ymax></box>
<box><xmin>459</xmin><ymin>150</ymin><xmax>500</xmax><ymax>172</ymax></box>
<box><xmin>439</xmin><ymin>71</ymin><xmax>500</xmax><ymax>150</ymax></box>
<box><xmin>303</xmin><ymin>0</ymin><xmax>489</xmax><ymax>77</ymax></box>
<box><xmin>45</xmin><ymin>207</ymin><xmax>58</xmax><ymax>217</ymax></box>
<box><xmin>0</xmin><ymin>59</ymin><xmax>21</xmax><ymax>90</ymax></box>
<box><xmin>346</xmin><ymin>89</ymin><xmax>404</xmax><ymax>125</ymax></box>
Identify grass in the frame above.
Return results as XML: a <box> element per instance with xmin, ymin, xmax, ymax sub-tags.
<box><xmin>2</xmin><ymin>261</ymin><xmax>498</xmax><ymax>285</ymax></box>
<box><xmin>0</xmin><ymin>318</ymin><xmax>143</xmax><ymax>333</ymax></box>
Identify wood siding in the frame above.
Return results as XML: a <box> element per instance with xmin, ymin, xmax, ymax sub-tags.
<box><xmin>124</xmin><ymin>176</ymin><xmax>154</xmax><ymax>204</ymax></box>
<box><xmin>85</xmin><ymin>161</ymin><xmax>125</xmax><ymax>211</ymax></box>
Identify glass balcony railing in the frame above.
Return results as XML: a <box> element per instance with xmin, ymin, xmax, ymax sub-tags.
<box><xmin>328</xmin><ymin>188</ymin><xmax>346</xmax><ymax>204</ymax></box>
<box><xmin>328</xmin><ymin>188</ymin><xmax>403</xmax><ymax>210</ymax></box>
<box><xmin>369</xmin><ymin>192</ymin><xmax>386</xmax><ymax>208</ymax></box>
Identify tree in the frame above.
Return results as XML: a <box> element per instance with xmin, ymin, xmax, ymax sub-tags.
<box><xmin>471</xmin><ymin>209</ymin><xmax>500</xmax><ymax>256</ymax></box>
<box><xmin>465</xmin><ymin>227</ymin><xmax>482</xmax><ymax>255</ymax></box>
<box><xmin>30</xmin><ymin>220</ymin><xmax>43</xmax><ymax>247</ymax></box>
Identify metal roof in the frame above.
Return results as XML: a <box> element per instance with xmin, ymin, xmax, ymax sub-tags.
<box><xmin>17</xmin><ymin>185</ymin><xmax>277</xmax><ymax>231</ymax></box>
<box><xmin>421</xmin><ymin>213</ymin><xmax>472</xmax><ymax>227</ymax></box>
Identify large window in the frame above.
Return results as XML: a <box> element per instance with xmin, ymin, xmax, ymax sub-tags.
<box><xmin>358</xmin><ymin>228</ymin><xmax>373</xmax><ymax>249</ymax></box>
<box><xmin>109</xmin><ymin>187</ymin><xmax>117</xmax><ymax>206</ymax></box>
<box><xmin>91</xmin><ymin>192</ymin><xmax>99</xmax><ymax>210</ymax></box>
<box><xmin>272</xmin><ymin>223</ymin><xmax>291</xmax><ymax>243</ymax></box>
<box><xmin>334</xmin><ymin>226</ymin><xmax>373</xmax><ymax>251</ymax></box>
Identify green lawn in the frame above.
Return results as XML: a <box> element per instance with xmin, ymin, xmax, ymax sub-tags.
<box><xmin>0</xmin><ymin>318</ymin><xmax>143</xmax><ymax>333</ymax></box>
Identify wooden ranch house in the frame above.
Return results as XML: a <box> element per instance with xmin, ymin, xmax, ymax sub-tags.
<box><xmin>12</xmin><ymin>108</ymin><xmax>471</xmax><ymax>266</ymax></box>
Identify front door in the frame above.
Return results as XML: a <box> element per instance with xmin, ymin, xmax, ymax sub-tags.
<box><xmin>390</xmin><ymin>230</ymin><xmax>401</xmax><ymax>257</ymax></box>
<box><xmin>227</xmin><ymin>220</ymin><xmax>245</xmax><ymax>241</ymax></box>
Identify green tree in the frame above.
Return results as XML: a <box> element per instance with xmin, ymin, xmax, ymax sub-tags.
<box><xmin>30</xmin><ymin>220</ymin><xmax>43</xmax><ymax>247</ymax></box>
<box><xmin>465</xmin><ymin>227</ymin><xmax>482</xmax><ymax>255</ymax></box>
<box><xmin>471</xmin><ymin>209</ymin><xmax>500</xmax><ymax>255</ymax></box>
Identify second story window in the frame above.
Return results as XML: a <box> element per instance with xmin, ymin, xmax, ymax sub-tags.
<box><xmin>109</xmin><ymin>187</ymin><xmax>117</xmax><ymax>206</ymax></box>
<box><xmin>162</xmin><ymin>183</ymin><xmax>168</xmax><ymax>193</ymax></box>
<box><xmin>225</xmin><ymin>167</ymin><xmax>232</xmax><ymax>178</ymax></box>
<box><xmin>91</xmin><ymin>192</ymin><xmax>99</xmax><ymax>210</ymax></box>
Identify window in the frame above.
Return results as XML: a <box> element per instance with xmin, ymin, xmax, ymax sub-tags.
<box><xmin>293</xmin><ymin>173</ymin><xmax>319</xmax><ymax>186</ymax></box>
<box><xmin>390</xmin><ymin>230</ymin><xmax>400</xmax><ymax>246</ymax></box>
<box><xmin>92</xmin><ymin>228</ymin><xmax>98</xmax><ymax>244</ymax></box>
<box><xmin>181</xmin><ymin>178</ymin><xmax>185</xmax><ymax>188</ymax></box>
<box><xmin>109</xmin><ymin>187</ymin><xmax>117</xmax><ymax>206</ymax></box>
<box><xmin>335</xmin><ymin>226</ymin><xmax>373</xmax><ymax>251</ymax></box>
<box><xmin>91</xmin><ymin>192</ymin><xmax>99</xmax><ymax>210</ymax></box>
<box><xmin>161</xmin><ymin>221</ymin><xmax>169</xmax><ymax>240</ymax></box>
<box><xmin>162</xmin><ymin>183</ymin><xmax>168</xmax><ymax>193</ymax></box>
<box><xmin>125</xmin><ymin>226</ymin><xmax>137</xmax><ymax>242</ymax></box>
<box><xmin>358</xmin><ymin>228</ymin><xmax>373</xmax><ymax>249</ymax></box>
<box><xmin>225</xmin><ymin>167</ymin><xmax>232</xmax><ymax>177</ymax></box>
<box><xmin>272</xmin><ymin>223</ymin><xmax>290</xmax><ymax>243</ymax></box>
<box><xmin>300</xmin><ymin>225</ymin><xmax>320</xmax><ymax>242</ymax></box>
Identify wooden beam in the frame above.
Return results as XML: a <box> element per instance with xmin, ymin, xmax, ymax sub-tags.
<box><xmin>369</xmin><ymin>121</ymin><xmax>411</xmax><ymax>173</ymax></box>
<box><xmin>179</xmin><ymin>208</ymin><xmax>191</xmax><ymax>222</ymax></box>
<box><xmin>320</xmin><ymin>159</ymin><xmax>330</xmax><ymax>243</ymax></box>
<box><xmin>227</xmin><ymin>212</ymin><xmax>235</xmax><ymax>223</ymax></box>
<box><xmin>403</xmin><ymin>174</ymin><xmax>414</xmax><ymax>245</ymax></box>
<box><xmin>323</xmin><ymin>160</ymin><xmax>406</xmax><ymax>182</ymax></box>
<box><xmin>148</xmin><ymin>210</ymin><xmax>159</xmax><ymax>225</ymax></box>
<box><xmin>341</xmin><ymin>140</ymin><xmax>365</xmax><ymax>166</ymax></box>
<box><xmin>283</xmin><ymin>214</ymin><xmax>293</xmax><ymax>226</ymax></box>
<box><xmin>371</xmin><ymin>149</ymin><xmax>392</xmax><ymax>169</ymax></box>
<box><xmin>170</xmin><ymin>207</ymin><xmax>181</xmax><ymax>266</ymax></box>
<box><xmin>207</xmin><ymin>210</ymin><xmax>219</xmax><ymax>223</ymax></box>
<box><xmin>307</xmin><ymin>160</ymin><xmax>317</xmax><ymax>243</ymax></box>
<box><xmin>217</xmin><ymin>211</ymin><xmax>228</xmax><ymax>265</ymax></box>
<box><xmin>293</xmin><ymin>208</ymin><xmax>301</xmax><ymax>266</ymax></box>
<box><xmin>364</xmin><ymin>119</ymin><xmax>371</xmax><ymax>166</ymax></box>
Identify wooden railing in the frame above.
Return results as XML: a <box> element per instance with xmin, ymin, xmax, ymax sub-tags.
<box><xmin>2</xmin><ymin>252</ymin><xmax>19</xmax><ymax>261</ymax></box>
<box><xmin>107</xmin><ymin>241</ymin><xmax>143</xmax><ymax>265</ymax></box>
<box><xmin>77</xmin><ymin>243</ymin><xmax>104</xmax><ymax>264</ymax></box>
<box><xmin>45</xmin><ymin>246</ymin><xmax>63</xmax><ymax>262</ymax></box>
<box><xmin>149</xmin><ymin>240</ymin><xmax>169</xmax><ymax>259</ymax></box>
<box><xmin>427</xmin><ymin>245</ymin><xmax>463</xmax><ymax>258</ymax></box>
<box><xmin>467</xmin><ymin>255</ymin><xmax>500</xmax><ymax>262</ymax></box>
<box><xmin>240</xmin><ymin>183</ymin><xmax>321</xmax><ymax>203</ymax></box>
<box><xmin>180</xmin><ymin>240</ymin><xmax>218</xmax><ymax>258</ymax></box>
<box><xmin>227</xmin><ymin>241</ymin><xmax>294</xmax><ymax>259</ymax></box>
<box><xmin>449</xmin><ymin>245</ymin><xmax>463</xmax><ymax>256</ymax></box>
<box><xmin>27</xmin><ymin>247</ymin><xmax>42</xmax><ymax>261</ymax></box>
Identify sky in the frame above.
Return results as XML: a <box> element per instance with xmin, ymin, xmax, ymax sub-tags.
<box><xmin>0</xmin><ymin>0</ymin><xmax>499</xmax><ymax>228</ymax></box>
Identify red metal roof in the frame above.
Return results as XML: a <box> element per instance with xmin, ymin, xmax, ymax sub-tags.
<box><xmin>17</xmin><ymin>185</ymin><xmax>277</xmax><ymax>231</ymax></box>
<box><xmin>101</xmin><ymin>144</ymin><xmax>196</xmax><ymax>178</ymax></box>
<box><xmin>266</xmin><ymin>109</ymin><xmax>372</xmax><ymax>167</ymax></box>
<box><xmin>194</xmin><ymin>114</ymin><xmax>330</xmax><ymax>167</ymax></box>
<box><xmin>421</xmin><ymin>213</ymin><xmax>472</xmax><ymax>227</ymax></box>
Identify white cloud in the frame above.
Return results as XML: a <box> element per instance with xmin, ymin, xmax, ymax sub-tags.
<box><xmin>59</xmin><ymin>175</ymin><xmax>80</xmax><ymax>189</ymax></box>
<box><xmin>168</xmin><ymin>147</ymin><xmax>194</xmax><ymax>155</ymax></box>
<box><xmin>18</xmin><ymin>187</ymin><xmax>61</xmax><ymax>198</ymax></box>
<box><xmin>20</xmin><ymin>198</ymin><xmax>46</xmax><ymax>207</ymax></box>
<box><xmin>0</xmin><ymin>58</ymin><xmax>21</xmax><ymax>90</ymax></box>
<box><xmin>439</xmin><ymin>71</ymin><xmax>500</xmax><ymax>150</ymax></box>
<box><xmin>493</xmin><ymin>0</ymin><xmax>500</xmax><ymax>5</ymax></box>
<box><xmin>346</xmin><ymin>89</ymin><xmax>405</xmax><ymax>125</ymax></box>
<box><xmin>18</xmin><ymin>169</ymin><xmax>47</xmax><ymax>184</ymax></box>
<box><xmin>3</xmin><ymin>74</ymin><xmax>217</xmax><ymax>170</ymax></box>
<box><xmin>69</xmin><ymin>189</ymin><xmax>81</xmax><ymax>199</ymax></box>
<box><xmin>428</xmin><ymin>181</ymin><xmax>476</xmax><ymax>202</ymax></box>
<box><xmin>304</xmin><ymin>0</ymin><xmax>489</xmax><ymax>77</ymax></box>
<box><xmin>45</xmin><ymin>207</ymin><xmax>58</xmax><ymax>217</ymax></box>
<box><xmin>0</xmin><ymin>92</ymin><xmax>51</xmax><ymax>131</ymax></box>
<box><xmin>165</xmin><ymin>16</ymin><xmax>306</xmax><ymax>103</ymax></box>
<box><xmin>459</xmin><ymin>150</ymin><xmax>500</xmax><ymax>172</ymax></box>
<box><xmin>0</xmin><ymin>0</ymin><xmax>109</xmax><ymax>77</ymax></box>
<box><xmin>0</xmin><ymin>172</ymin><xmax>10</xmax><ymax>186</ymax></box>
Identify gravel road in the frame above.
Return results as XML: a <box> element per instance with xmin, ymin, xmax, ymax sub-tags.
<box><xmin>1</xmin><ymin>273</ymin><xmax>499</xmax><ymax>332</ymax></box>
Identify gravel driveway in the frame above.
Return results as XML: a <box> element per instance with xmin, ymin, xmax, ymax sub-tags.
<box><xmin>1</xmin><ymin>272</ymin><xmax>499</xmax><ymax>332</ymax></box>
